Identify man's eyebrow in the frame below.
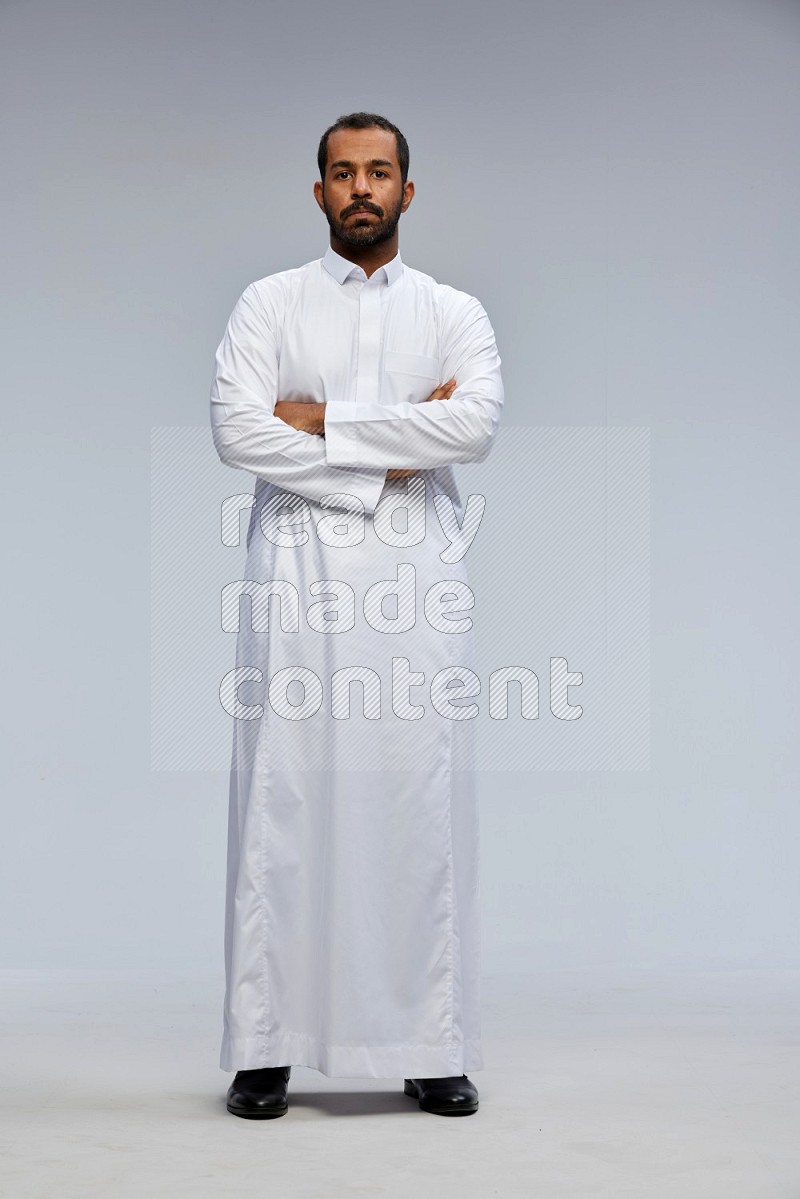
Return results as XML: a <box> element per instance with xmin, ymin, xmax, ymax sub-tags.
<box><xmin>329</xmin><ymin>158</ymin><xmax>394</xmax><ymax>170</ymax></box>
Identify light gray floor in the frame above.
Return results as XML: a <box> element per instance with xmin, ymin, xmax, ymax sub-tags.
<box><xmin>2</xmin><ymin>968</ymin><xmax>798</xmax><ymax>1198</ymax></box>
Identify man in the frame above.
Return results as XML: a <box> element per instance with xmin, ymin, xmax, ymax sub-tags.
<box><xmin>210</xmin><ymin>111</ymin><xmax>504</xmax><ymax>1119</ymax></box>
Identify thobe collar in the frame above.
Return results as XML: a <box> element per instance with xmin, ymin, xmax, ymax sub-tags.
<box><xmin>322</xmin><ymin>243</ymin><xmax>403</xmax><ymax>287</ymax></box>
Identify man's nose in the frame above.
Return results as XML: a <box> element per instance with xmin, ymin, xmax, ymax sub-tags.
<box><xmin>352</xmin><ymin>174</ymin><xmax>371</xmax><ymax>194</ymax></box>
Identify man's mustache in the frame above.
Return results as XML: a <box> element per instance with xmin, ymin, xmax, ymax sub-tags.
<box><xmin>342</xmin><ymin>204</ymin><xmax>382</xmax><ymax>218</ymax></box>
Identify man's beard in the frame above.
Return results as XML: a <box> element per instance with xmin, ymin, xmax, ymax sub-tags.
<box><xmin>323</xmin><ymin>191</ymin><xmax>404</xmax><ymax>248</ymax></box>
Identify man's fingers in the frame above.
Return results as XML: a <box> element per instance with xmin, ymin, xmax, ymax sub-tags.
<box><xmin>425</xmin><ymin>377</ymin><xmax>457</xmax><ymax>401</ymax></box>
<box><xmin>430</xmin><ymin>378</ymin><xmax>456</xmax><ymax>399</ymax></box>
<box><xmin>386</xmin><ymin>467</ymin><xmax>418</xmax><ymax>480</ymax></box>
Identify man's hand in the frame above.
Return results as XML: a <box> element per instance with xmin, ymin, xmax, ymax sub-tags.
<box><xmin>273</xmin><ymin>400</ymin><xmax>326</xmax><ymax>436</ymax></box>
<box><xmin>273</xmin><ymin>380</ymin><xmax>457</xmax><ymax>480</ymax></box>
<box><xmin>426</xmin><ymin>377</ymin><xmax>457</xmax><ymax>402</ymax></box>
<box><xmin>386</xmin><ymin>378</ymin><xmax>457</xmax><ymax>478</ymax></box>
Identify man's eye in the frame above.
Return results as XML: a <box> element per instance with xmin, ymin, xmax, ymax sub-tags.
<box><xmin>374</xmin><ymin>171</ymin><xmax>386</xmax><ymax>177</ymax></box>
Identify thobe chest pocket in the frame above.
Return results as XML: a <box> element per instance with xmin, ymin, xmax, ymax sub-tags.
<box><xmin>384</xmin><ymin>351</ymin><xmax>439</xmax><ymax>378</ymax></box>
<box><xmin>383</xmin><ymin>350</ymin><xmax>441</xmax><ymax>404</ymax></box>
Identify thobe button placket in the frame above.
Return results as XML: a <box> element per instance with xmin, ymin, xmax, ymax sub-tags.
<box><xmin>355</xmin><ymin>276</ymin><xmax>382</xmax><ymax>406</ymax></box>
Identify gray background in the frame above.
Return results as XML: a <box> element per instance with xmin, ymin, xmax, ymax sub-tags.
<box><xmin>2</xmin><ymin>0</ymin><xmax>798</xmax><ymax>979</ymax></box>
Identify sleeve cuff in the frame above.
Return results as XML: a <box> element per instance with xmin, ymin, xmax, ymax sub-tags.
<box><xmin>323</xmin><ymin>462</ymin><xmax>386</xmax><ymax>516</ymax></box>
<box><xmin>324</xmin><ymin>402</ymin><xmax>363</xmax><ymax>467</ymax></box>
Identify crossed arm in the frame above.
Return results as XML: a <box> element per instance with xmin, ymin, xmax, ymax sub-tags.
<box><xmin>273</xmin><ymin>377</ymin><xmax>458</xmax><ymax>479</ymax></box>
<box><xmin>210</xmin><ymin>282</ymin><xmax>503</xmax><ymax>513</ymax></box>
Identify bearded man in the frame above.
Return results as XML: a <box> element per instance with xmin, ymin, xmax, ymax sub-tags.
<box><xmin>210</xmin><ymin>110</ymin><xmax>504</xmax><ymax>1119</ymax></box>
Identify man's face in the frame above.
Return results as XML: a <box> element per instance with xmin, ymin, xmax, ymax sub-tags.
<box><xmin>314</xmin><ymin>126</ymin><xmax>413</xmax><ymax>248</ymax></box>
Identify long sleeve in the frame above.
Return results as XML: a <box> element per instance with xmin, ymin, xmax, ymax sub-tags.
<box><xmin>323</xmin><ymin>291</ymin><xmax>504</xmax><ymax>470</ymax></box>
<box><xmin>210</xmin><ymin>284</ymin><xmax>388</xmax><ymax>513</ymax></box>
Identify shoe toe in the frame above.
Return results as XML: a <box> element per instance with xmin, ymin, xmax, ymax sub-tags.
<box><xmin>404</xmin><ymin>1075</ymin><xmax>479</xmax><ymax>1115</ymax></box>
<box><xmin>226</xmin><ymin>1067</ymin><xmax>290</xmax><ymax>1119</ymax></box>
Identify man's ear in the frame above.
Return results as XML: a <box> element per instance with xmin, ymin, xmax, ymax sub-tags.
<box><xmin>401</xmin><ymin>180</ymin><xmax>415</xmax><ymax>213</ymax></box>
<box><xmin>313</xmin><ymin>180</ymin><xmax>325</xmax><ymax>212</ymax></box>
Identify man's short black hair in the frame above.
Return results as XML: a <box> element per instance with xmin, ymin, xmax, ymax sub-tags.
<box><xmin>317</xmin><ymin>112</ymin><xmax>409</xmax><ymax>185</ymax></box>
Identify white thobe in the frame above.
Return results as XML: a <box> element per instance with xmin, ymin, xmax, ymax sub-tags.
<box><xmin>210</xmin><ymin>243</ymin><xmax>504</xmax><ymax>1078</ymax></box>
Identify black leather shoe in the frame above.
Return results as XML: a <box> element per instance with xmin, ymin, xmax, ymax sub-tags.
<box><xmin>403</xmin><ymin>1074</ymin><xmax>479</xmax><ymax>1115</ymax></box>
<box><xmin>226</xmin><ymin>1066</ymin><xmax>291</xmax><ymax>1118</ymax></box>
